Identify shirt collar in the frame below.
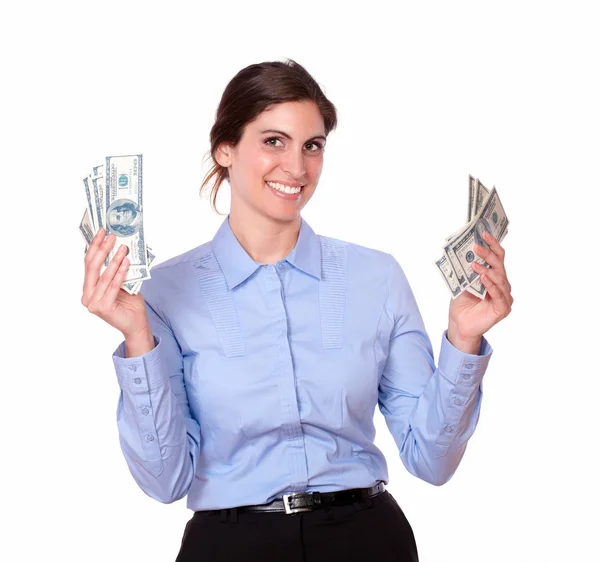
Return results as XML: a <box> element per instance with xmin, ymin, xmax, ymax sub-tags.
<box><xmin>210</xmin><ymin>215</ymin><xmax>322</xmax><ymax>291</ymax></box>
<box><xmin>286</xmin><ymin>216</ymin><xmax>322</xmax><ymax>280</ymax></box>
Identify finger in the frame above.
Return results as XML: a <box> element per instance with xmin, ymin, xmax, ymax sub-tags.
<box><xmin>479</xmin><ymin>232</ymin><xmax>506</xmax><ymax>264</ymax></box>
<box><xmin>82</xmin><ymin>232</ymin><xmax>117</xmax><ymax>301</ymax></box>
<box><xmin>102</xmin><ymin>255</ymin><xmax>132</xmax><ymax>305</ymax></box>
<box><xmin>473</xmin><ymin>262</ymin><xmax>512</xmax><ymax>295</ymax></box>
<box><xmin>88</xmin><ymin>245</ymin><xmax>129</xmax><ymax>310</ymax></box>
<box><xmin>473</xmin><ymin>240</ymin><xmax>506</xmax><ymax>275</ymax></box>
<box><xmin>480</xmin><ymin>272</ymin><xmax>512</xmax><ymax>316</ymax></box>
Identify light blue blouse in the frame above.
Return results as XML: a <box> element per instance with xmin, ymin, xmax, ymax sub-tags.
<box><xmin>112</xmin><ymin>215</ymin><xmax>492</xmax><ymax>511</ymax></box>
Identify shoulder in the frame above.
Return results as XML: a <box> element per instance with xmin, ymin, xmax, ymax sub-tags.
<box><xmin>139</xmin><ymin>241</ymin><xmax>212</xmax><ymax>307</ymax></box>
<box><xmin>316</xmin><ymin>234</ymin><xmax>408</xmax><ymax>296</ymax></box>
<box><xmin>150</xmin><ymin>241</ymin><xmax>213</xmax><ymax>272</ymax></box>
<box><xmin>317</xmin><ymin>233</ymin><xmax>397</xmax><ymax>272</ymax></box>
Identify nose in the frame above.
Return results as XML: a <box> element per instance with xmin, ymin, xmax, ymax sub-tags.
<box><xmin>281</xmin><ymin>146</ymin><xmax>306</xmax><ymax>179</ymax></box>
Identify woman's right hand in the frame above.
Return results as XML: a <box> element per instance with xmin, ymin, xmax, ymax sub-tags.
<box><xmin>81</xmin><ymin>227</ymin><xmax>150</xmax><ymax>340</ymax></box>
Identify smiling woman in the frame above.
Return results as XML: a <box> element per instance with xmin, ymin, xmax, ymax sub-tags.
<box><xmin>212</xmin><ymin>100</ymin><xmax>325</xmax><ymax>226</ymax></box>
<box><xmin>81</xmin><ymin>58</ymin><xmax>512</xmax><ymax>562</ymax></box>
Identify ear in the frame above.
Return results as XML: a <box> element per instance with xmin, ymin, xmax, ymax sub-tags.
<box><xmin>214</xmin><ymin>142</ymin><xmax>233</xmax><ymax>168</ymax></box>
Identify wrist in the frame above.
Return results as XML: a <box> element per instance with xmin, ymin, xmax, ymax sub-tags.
<box><xmin>124</xmin><ymin>327</ymin><xmax>155</xmax><ymax>358</ymax></box>
<box><xmin>447</xmin><ymin>326</ymin><xmax>481</xmax><ymax>355</ymax></box>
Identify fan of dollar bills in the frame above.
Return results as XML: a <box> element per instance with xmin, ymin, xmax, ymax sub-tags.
<box><xmin>79</xmin><ymin>154</ymin><xmax>155</xmax><ymax>295</ymax></box>
<box><xmin>435</xmin><ymin>176</ymin><xmax>509</xmax><ymax>300</ymax></box>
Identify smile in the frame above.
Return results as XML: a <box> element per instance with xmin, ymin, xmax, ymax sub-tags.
<box><xmin>265</xmin><ymin>181</ymin><xmax>303</xmax><ymax>195</ymax></box>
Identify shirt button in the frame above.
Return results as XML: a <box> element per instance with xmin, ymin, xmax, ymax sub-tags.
<box><xmin>128</xmin><ymin>364</ymin><xmax>137</xmax><ymax>372</ymax></box>
<box><xmin>445</xmin><ymin>425</ymin><xmax>454</xmax><ymax>433</ymax></box>
<box><xmin>462</xmin><ymin>373</ymin><xmax>471</xmax><ymax>381</ymax></box>
<box><xmin>133</xmin><ymin>377</ymin><xmax>142</xmax><ymax>385</ymax></box>
<box><xmin>145</xmin><ymin>434</ymin><xmax>155</xmax><ymax>442</ymax></box>
<box><xmin>277</xmin><ymin>262</ymin><xmax>285</xmax><ymax>270</ymax></box>
<box><xmin>453</xmin><ymin>397</ymin><xmax>462</xmax><ymax>406</ymax></box>
<box><xmin>141</xmin><ymin>407</ymin><xmax>150</xmax><ymax>416</ymax></box>
<box><xmin>464</xmin><ymin>363</ymin><xmax>474</xmax><ymax>369</ymax></box>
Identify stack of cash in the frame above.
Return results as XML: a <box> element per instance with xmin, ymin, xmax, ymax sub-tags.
<box><xmin>79</xmin><ymin>154</ymin><xmax>154</xmax><ymax>295</ymax></box>
<box><xmin>435</xmin><ymin>176</ymin><xmax>509</xmax><ymax>300</ymax></box>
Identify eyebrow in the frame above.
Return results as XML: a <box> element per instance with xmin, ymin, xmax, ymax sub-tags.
<box><xmin>260</xmin><ymin>129</ymin><xmax>327</xmax><ymax>142</ymax></box>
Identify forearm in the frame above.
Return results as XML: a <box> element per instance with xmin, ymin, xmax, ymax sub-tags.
<box><xmin>113</xmin><ymin>336</ymin><xmax>200</xmax><ymax>503</ymax></box>
<box><xmin>116</xmin><ymin>376</ymin><xmax>196</xmax><ymax>503</ymax></box>
<box><xmin>401</xmin><ymin>363</ymin><xmax>485</xmax><ymax>485</ymax></box>
<box><xmin>385</xmin><ymin>331</ymin><xmax>492</xmax><ymax>486</ymax></box>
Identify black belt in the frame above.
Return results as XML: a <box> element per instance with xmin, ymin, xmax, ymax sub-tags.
<box><xmin>238</xmin><ymin>482</ymin><xmax>386</xmax><ymax>515</ymax></box>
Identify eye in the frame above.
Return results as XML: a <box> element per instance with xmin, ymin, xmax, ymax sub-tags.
<box><xmin>305</xmin><ymin>141</ymin><xmax>324</xmax><ymax>152</ymax></box>
<box><xmin>264</xmin><ymin>137</ymin><xmax>284</xmax><ymax>147</ymax></box>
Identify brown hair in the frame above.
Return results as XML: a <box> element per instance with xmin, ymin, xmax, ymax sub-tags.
<box><xmin>200</xmin><ymin>58</ymin><xmax>338</xmax><ymax>214</ymax></box>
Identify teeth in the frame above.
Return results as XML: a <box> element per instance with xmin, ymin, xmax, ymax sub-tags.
<box><xmin>266</xmin><ymin>181</ymin><xmax>302</xmax><ymax>194</ymax></box>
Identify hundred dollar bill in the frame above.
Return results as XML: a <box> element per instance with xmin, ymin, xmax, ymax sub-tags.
<box><xmin>436</xmin><ymin>218</ymin><xmax>473</xmax><ymax>299</ymax></box>
<box><xmin>104</xmin><ymin>154</ymin><xmax>150</xmax><ymax>282</ymax></box>
<box><xmin>465</xmin><ymin>273</ymin><xmax>487</xmax><ymax>299</ymax></box>
<box><xmin>466</xmin><ymin>180</ymin><xmax>492</xmax><ymax>298</ymax></box>
<box><xmin>467</xmin><ymin>175</ymin><xmax>477</xmax><ymax>222</ymax></box>
<box><xmin>123</xmin><ymin>247</ymin><xmax>155</xmax><ymax>295</ymax></box>
<box><xmin>474</xmin><ymin>179</ymin><xmax>490</xmax><ymax>216</ymax></box>
<box><xmin>92</xmin><ymin>174</ymin><xmax>106</xmax><ymax>232</ymax></box>
<box><xmin>435</xmin><ymin>253</ymin><xmax>463</xmax><ymax>298</ymax></box>
<box><xmin>449</xmin><ymin>187</ymin><xmax>509</xmax><ymax>291</ymax></box>
<box><xmin>79</xmin><ymin>208</ymin><xmax>94</xmax><ymax>246</ymax></box>
<box><xmin>83</xmin><ymin>175</ymin><xmax>98</xmax><ymax>231</ymax></box>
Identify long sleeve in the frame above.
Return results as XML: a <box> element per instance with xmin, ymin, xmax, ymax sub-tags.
<box><xmin>377</xmin><ymin>255</ymin><xmax>492</xmax><ymax>486</ymax></box>
<box><xmin>112</xmin><ymin>299</ymin><xmax>201</xmax><ymax>503</ymax></box>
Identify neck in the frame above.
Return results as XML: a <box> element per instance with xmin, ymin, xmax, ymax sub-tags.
<box><xmin>228</xmin><ymin>207</ymin><xmax>301</xmax><ymax>265</ymax></box>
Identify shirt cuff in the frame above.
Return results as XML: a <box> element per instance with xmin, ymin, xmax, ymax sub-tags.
<box><xmin>437</xmin><ymin>330</ymin><xmax>493</xmax><ymax>387</ymax></box>
<box><xmin>112</xmin><ymin>335</ymin><xmax>168</xmax><ymax>392</ymax></box>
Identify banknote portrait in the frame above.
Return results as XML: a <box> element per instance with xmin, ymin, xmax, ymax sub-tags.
<box><xmin>106</xmin><ymin>199</ymin><xmax>142</xmax><ymax>237</ymax></box>
<box><xmin>474</xmin><ymin>217</ymin><xmax>493</xmax><ymax>250</ymax></box>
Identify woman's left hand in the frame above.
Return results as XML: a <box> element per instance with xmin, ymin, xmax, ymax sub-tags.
<box><xmin>448</xmin><ymin>230</ymin><xmax>513</xmax><ymax>348</ymax></box>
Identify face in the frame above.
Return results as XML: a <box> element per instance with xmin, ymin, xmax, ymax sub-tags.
<box><xmin>216</xmin><ymin>100</ymin><xmax>326</xmax><ymax>224</ymax></box>
<box><xmin>110</xmin><ymin>206</ymin><xmax>133</xmax><ymax>225</ymax></box>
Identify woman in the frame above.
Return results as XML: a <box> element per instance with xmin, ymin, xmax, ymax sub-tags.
<box><xmin>81</xmin><ymin>59</ymin><xmax>513</xmax><ymax>561</ymax></box>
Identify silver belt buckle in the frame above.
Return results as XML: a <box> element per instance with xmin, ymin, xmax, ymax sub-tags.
<box><xmin>282</xmin><ymin>492</ymin><xmax>313</xmax><ymax>515</ymax></box>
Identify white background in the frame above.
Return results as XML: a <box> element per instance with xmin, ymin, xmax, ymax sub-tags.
<box><xmin>1</xmin><ymin>1</ymin><xmax>599</xmax><ymax>560</ymax></box>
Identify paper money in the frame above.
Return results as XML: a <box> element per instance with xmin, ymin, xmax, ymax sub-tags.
<box><xmin>79</xmin><ymin>208</ymin><xmax>94</xmax><ymax>246</ymax></box>
<box><xmin>104</xmin><ymin>155</ymin><xmax>150</xmax><ymax>282</ymax></box>
<box><xmin>467</xmin><ymin>175</ymin><xmax>490</xmax><ymax>222</ymax></box>
<box><xmin>79</xmin><ymin>154</ymin><xmax>154</xmax><ymax>295</ymax></box>
<box><xmin>123</xmin><ymin>247</ymin><xmax>155</xmax><ymax>295</ymax></box>
<box><xmin>435</xmin><ymin>177</ymin><xmax>509</xmax><ymax>300</ymax></box>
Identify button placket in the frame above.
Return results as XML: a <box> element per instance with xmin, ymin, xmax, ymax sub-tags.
<box><xmin>263</xmin><ymin>264</ymin><xmax>307</xmax><ymax>490</ymax></box>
